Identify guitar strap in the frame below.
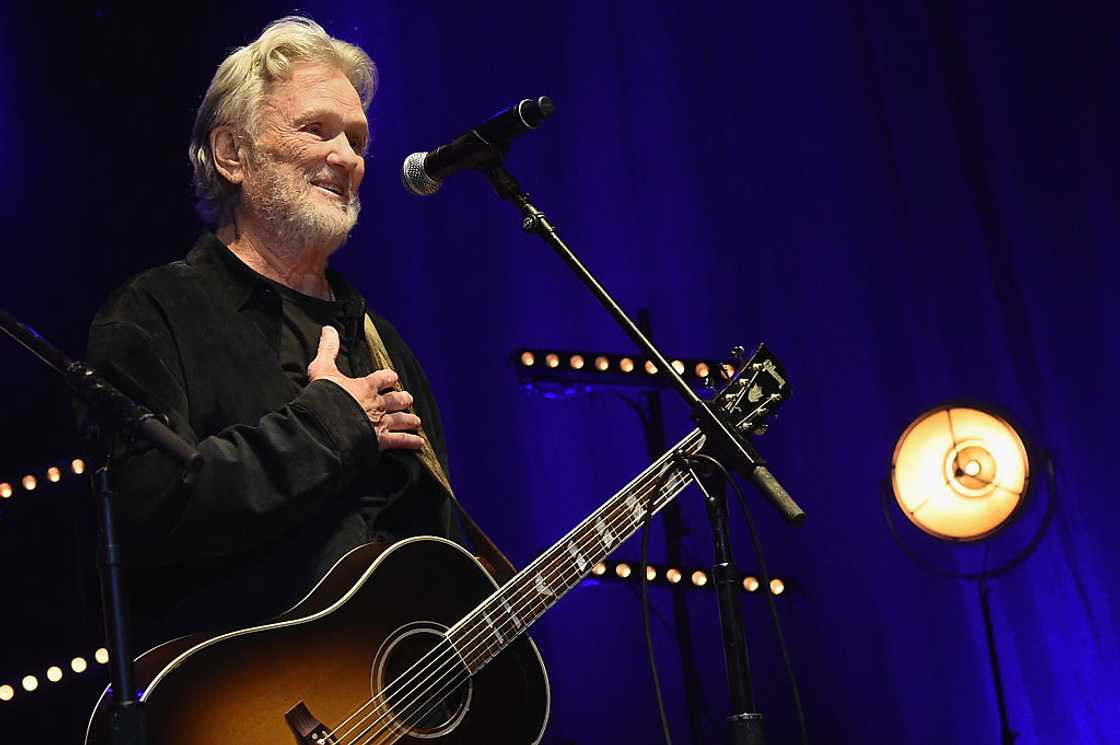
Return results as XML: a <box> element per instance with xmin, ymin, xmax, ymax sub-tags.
<box><xmin>363</xmin><ymin>315</ymin><xmax>517</xmax><ymax>586</ymax></box>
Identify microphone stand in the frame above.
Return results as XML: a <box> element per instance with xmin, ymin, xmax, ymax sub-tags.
<box><xmin>478</xmin><ymin>159</ymin><xmax>805</xmax><ymax>744</ymax></box>
<box><xmin>0</xmin><ymin>307</ymin><xmax>202</xmax><ymax>745</ymax></box>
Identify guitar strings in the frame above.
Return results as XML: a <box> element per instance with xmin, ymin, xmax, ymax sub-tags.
<box><xmin>330</xmin><ymin>438</ymin><xmax>703</xmax><ymax>745</ymax></box>
<box><xmin>339</xmin><ymin>468</ymin><xmax>696</xmax><ymax>745</ymax></box>
<box><xmin>327</xmin><ymin>466</ymin><xmax>689</xmax><ymax>743</ymax></box>
<box><xmin>329</xmin><ymin>434</ymin><xmax>703</xmax><ymax>745</ymax></box>
<box><xmin>334</xmin><ymin>449</ymin><xmax>700</xmax><ymax>745</ymax></box>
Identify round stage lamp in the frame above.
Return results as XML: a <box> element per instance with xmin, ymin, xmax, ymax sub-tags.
<box><xmin>891</xmin><ymin>405</ymin><xmax>1029</xmax><ymax>541</ymax></box>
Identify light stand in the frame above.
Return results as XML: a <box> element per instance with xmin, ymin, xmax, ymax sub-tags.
<box><xmin>885</xmin><ymin>404</ymin><xmax>1055</xmax><ymax>745</ymax></box>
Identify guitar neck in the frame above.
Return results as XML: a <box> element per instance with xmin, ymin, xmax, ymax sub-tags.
<box><xmin>447</xmin><ymin>428</ymin><xmax>706</xmax><ymax>674</ymax></box>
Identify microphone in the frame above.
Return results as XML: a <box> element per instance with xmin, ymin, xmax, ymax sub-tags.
<box><xmin>401</xmin><ymin>96</ymin><xmax>555</xmax><ymax>196</ymax></box>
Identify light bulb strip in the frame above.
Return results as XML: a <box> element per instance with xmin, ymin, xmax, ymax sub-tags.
<box><xmin>0</xmin><ymin>647</ymin><xmax>108</xmax><ymax>703</ymax></box>
<box><xmin>516</xmin><ymin>348</ymin><xmax>734</xmax><ymax>391</ymax></box>
<box><xmin>0</xmin><ymin>458</ymin><xmax>87</xmax><ymax>503</ymax></box>
<box><xmin>586</xmin><ymin>559</ymin><xmax>787</xmax><ymax>596</ymax></box>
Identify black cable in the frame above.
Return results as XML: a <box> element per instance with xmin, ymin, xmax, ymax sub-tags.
<box><xmin>689</xmin><ymin>453</ymin><xmax>810</xmax><ymax>745</ymax></box>
<box><xmin>640</xmin><ymin>460</ymin><xmax>679</xmax><ymax>745</ymax></box>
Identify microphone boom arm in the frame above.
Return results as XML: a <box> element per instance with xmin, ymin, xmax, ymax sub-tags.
<box><xmin>481</xmin><ymin>162</ymin><xmax>805</xmax><ymax>524</ymax></box>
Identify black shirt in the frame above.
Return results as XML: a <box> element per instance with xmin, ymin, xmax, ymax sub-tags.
<box><xmin>83</xmin><ymin>234</ymin><xmax>455</xmax><ymax>647</ymax></box>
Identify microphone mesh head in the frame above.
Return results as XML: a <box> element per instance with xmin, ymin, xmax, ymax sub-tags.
<box><xmin>401</xmin><ymin>152</ymin><xmax>442</xmax><ymax>196</ymax></box>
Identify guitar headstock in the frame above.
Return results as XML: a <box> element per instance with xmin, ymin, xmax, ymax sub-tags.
<box><xmin>708</xmin><ymin>343</ymin><xmax>792</xmax><ymax>434</ymax></box>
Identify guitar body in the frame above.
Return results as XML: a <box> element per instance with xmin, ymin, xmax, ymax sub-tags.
<box><xmin>85</xmin><ymin>537</ymin><xmax>550</xmax><ymax>745</ymax></box>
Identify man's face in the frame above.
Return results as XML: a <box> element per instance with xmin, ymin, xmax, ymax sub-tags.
<box><xmin>240</xmin><ymin>62</ymin><xmax>369</xmax><ymax>251</ymax></box>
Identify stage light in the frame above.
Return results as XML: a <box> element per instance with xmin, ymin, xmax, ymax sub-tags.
<box><xmin>0</xmin><ymin>684</ymin><xmax>12</xmax><ymax>701</ymax></box>
<box><xmin>71</xmin><ymin>458</ymin><xmax>86</xmax><ymax>475</ymax></box>
<box><xmin>545</xmin><ymin>353</ymin><xmax>559</xmax><ymax>368</ymax></box>
<box><xmin>0</xmin><ymin>483</ymin><xmax>10</xmax><ymax>499</ymax></box>
<box><xmin>644</xmin><ymin>360</ymin><xmax>658</xmax><ymax>375</ymax></box>
<box><xmin>21</xmin><ymin>676</ymin><xmax>37</xmax><ymax>692</ymax></box>
<box><xmin>645</xmin><ymin>565</ymin><xmax>658</xmax><ymax>581</ymax></box>
<box><xmin>95</xmin><ymin>648</ymin><xmax>109</xmax><ymax>664</ymax></box>
<box><xmin>519</xmin><ymin>351</ymin><xmax>535</xmax><ymax>366</ymax></box>
<box><xmin>769</xmin><ymin>578</ymin><xmax>785</xmax><ymax>595</ymax></box>
<box><xmin>891</xmin><ymin>405</ymin><xmax>1029</xmax><ymax>541</ymax></box>
<box><xmin>21</xmin><ymin>475</ymin><xmax>36</xmax><ymax>491</ymax></box>
<box><xmin>594</xmin><ymin>356</ymin><xmax>609</xmax><ymax>371</ymax></box>
<box><xmin>569</xmin><ymin>354</ymin><xmax>585</xmax><ymax>370</ymax></box>
<box><xmin>46</xmin><ymin>666</ymin><xmax>62</xmax><ymax>683</ymax></box>
<box><xmin>743</xmin><ymin>576</ymin><xmax>760</xmax><ymax>592</ymax></box>
<box><xmin>666</xmin><ymin>568</ymin><xmax>682</xmax><ymax>584</ymax></box>
<box><xmin>70</xmin><ymin>657</ymin><xmax>87</xmax><ymax>673</ymax></box>
<box><xmin>46</xmin><ymin>467</ymin><xmax>61</xmax><ymax>483</ymax></box>
<box><xmin>615</xmin><ymin>562</ymin><xmax>632</xmax><ymax>578</ymax></box>
<box><xmin>694</xmin><ymin>362</ymin><xmax>710</xmax><ymax>379</ymax></box>
<box><xmin>619</xmin><ymin>357</ymin><xmax>635</xmax><ymax>373</ymax></box>
<box><xmin>691</xmin><ymin>571</ymin><xmax>708</xmax><ymax>587</ymax></box>
<box><xmin>591</xmin><ymin>562</ymin><xmax>607</xmax><ymax>576</ymax></box>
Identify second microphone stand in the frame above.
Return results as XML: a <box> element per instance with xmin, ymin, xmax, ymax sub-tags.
<box><xmin>478</xmin><ymin>158</ymin><xmax>804</xmax><ymax>745</ymax></box>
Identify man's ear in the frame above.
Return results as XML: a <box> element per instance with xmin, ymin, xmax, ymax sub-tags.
<box><xmin>210</xmin><ymin>126</ymin><xmax>245</xmax><ymax>185</ymax></box>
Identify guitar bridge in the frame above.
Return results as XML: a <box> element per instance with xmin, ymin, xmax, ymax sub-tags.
<box><xmin>285</xmin><ymin>701</ymin><xmax>336</xmax><ymax>745</ymax></box>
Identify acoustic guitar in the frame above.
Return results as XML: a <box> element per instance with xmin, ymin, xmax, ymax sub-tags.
<box><xmin>85</xmin><ymin>344</ymin><xmax>790</xmax><ymax>745</ymax></box>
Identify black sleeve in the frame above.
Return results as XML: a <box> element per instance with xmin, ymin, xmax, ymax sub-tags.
<box><xmin>84</xmin><ymin>294</ymin><xmax>379</xmax><ymax>564</ymax></box>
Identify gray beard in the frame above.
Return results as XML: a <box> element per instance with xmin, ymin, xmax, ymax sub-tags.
<box><xmin>249</xmin><ymin>156</ymin><xmax>361</xmax><ymax>254</ymax></box>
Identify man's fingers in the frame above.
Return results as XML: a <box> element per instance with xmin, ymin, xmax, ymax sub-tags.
<box><xmin>381</xmin><ymin>411</ymin><xmax>422</xmax><ymax>432</ymax></box>
<box><xmin>380</xmin><ymin>390</ymin><xmax>414</xmax><ymax>414</ymax></box>
<box><xmin>366</xmin><ymin>368</ymin><xmax>400</xmax><ymax>392</ymax></box>
<box><xmin>308</xmin><ymin>326</ymin><xmax>342</xmax><ymax>376</ymax></box>
<box><xmin>378</xmin><ymin>431</ymin><xmax>425</xmax><ymax>450</ymax></box>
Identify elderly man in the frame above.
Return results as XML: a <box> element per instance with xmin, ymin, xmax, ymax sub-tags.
<box><xmin>85</xmin><ymin>16</ymin><xmax>460</xmax><ymax>648</ymax></box>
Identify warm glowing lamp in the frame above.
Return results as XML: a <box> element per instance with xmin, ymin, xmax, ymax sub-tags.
<box><xmin>891</xmin><ymin>405</ymin><xmax>1029</xmax><ymax>541</ymax></box>
<box><xmin>887</xmin><ymin>403</ymin><xmax>1052</xmax><ymax>745</ymax></box>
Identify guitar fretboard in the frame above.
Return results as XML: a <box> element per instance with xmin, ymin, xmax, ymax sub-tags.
<box><xmin>446</xmin><ymin>429</ymin><xmax>706</xmax><ymax>674</ymax></box>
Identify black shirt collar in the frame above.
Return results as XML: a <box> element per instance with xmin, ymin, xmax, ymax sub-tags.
<box><xmin>185</xmin><ymin>233</ymin><xmax>367</xmax><ymax>318</ymax></box>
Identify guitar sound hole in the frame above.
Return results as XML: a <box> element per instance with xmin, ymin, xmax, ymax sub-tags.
<box><xmin>376</xmin><ymin>623</ymin><xmax>472</xmax><ymax>738</ymax></box>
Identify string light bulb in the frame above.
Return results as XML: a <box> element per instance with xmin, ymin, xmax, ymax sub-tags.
<box><xmin>21</xmin><ymin>475</ymin><xmax>36</xmax><ymax>491</ymax></box>
<box><xmin>691</xmin><ymin>571</ymin><xmax>708</xmax><ymax>587</ymax></box>
<box><xmin>769</xmin><ymin>578</ymin><xmax>785</xmax><ymax>595</ymax></box>
<box><xmin>594</xmin><ymin>356</ymin><xmax>609</xmax><ymax>371</ymax></box>
<box><xmin>71</xmin><ymin>458</ymin><xmax>86</xmax><ymax>475</ymax></box>
<box><xmin>666</xmin><ymin>568</ymin><xmax>682</xmax><ymax>584</ymax></box>
<box><xmin>0</xmin><ymin>483</ymin><xmax>11</xmax><ymax>499</ymax></box>
<box><xmin>46</xmin><ymin>666</ymin><xmax>62</xmax><ymax>683</ymax></box>
<box><xmin>70</xmin><ymin>657</ymin><xmax>87</xmax><ymax>673</ymax></box>
<box><xmin>591</xmin><ymin>562</ymin><xmax>607</xmax><ymax>576</ymax></box>
<box><xmin>21</xmin><ymin>676</ymin><xmax>37</xmax><ymax>692</ymax></box>
<box><xmin>569</xmin><ymin>354</ymin><xmax>585</xmax><ymax>370</ymax></box>
<box><xmin>645</xmin><ymin>565</ymin><xmax>657</xmax><ymax>581</ymax></box>
<box><xmin>95</xmin><ymin>648</ymin><xmax>109</xmax><ymax>665</ymax></box>
<box><xmin>545</xmin><ymin>353</ymin><xmax>559</xmax><ymax>369</ymax></box>
<box><xmin>46</xmin><ymin>467</ymin><xmax>61</xmax><ymax>483</ymax></box>
<box><xmin>519</xmin><ymin>351</ymin><xmax>535</xmax><ymax>367</ymax></box>
<box><xmin>0</xmin><ymin>684</ymin><xmax>12</xmax><ymax>701</ymax></box>
<box><xmin>615</xmin><ymin>562</ymin><xmax>632</xmax><ymax>578</ymax></box>
<box><xmin>743</xmin><ymin>576</ymin><xmax>760</xmax><ymax>592</ymax></box>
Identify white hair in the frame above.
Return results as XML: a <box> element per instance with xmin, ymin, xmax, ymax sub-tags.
<box><xmin>188</xmin><ymin>16</ymin><xmax>377</xmax><ymax>225</ymax></box>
